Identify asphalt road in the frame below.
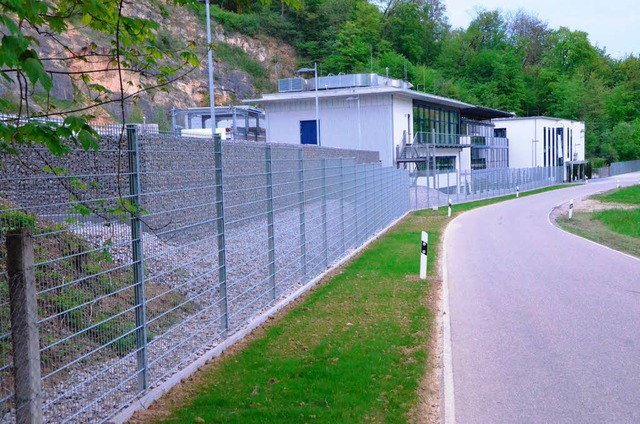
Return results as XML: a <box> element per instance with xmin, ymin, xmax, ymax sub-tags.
<box><xmin>445</xmin><ymin>173</ymin><xmax>640</xmax><ymax>424</ymax></box>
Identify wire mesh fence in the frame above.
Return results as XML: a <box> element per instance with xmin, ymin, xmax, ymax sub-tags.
<box><xmin>0</xmin><ymin>128</ymin><xmax>410</xmax><ymax>423</ymax></box>
<box><xmin>409</xmin><ymin>166</ymin><xmax>565</xmax><ymax>209</ymax></box>
<box><xmin>600</xmin><ymin>159</ymin><xmax>640</xmax><ymax>177</ymax></box>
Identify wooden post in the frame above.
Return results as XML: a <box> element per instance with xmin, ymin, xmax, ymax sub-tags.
<box><xmin>6</xmin><ymin>227</ymin><xmax>43</xmax><ymax>424</ymax></box>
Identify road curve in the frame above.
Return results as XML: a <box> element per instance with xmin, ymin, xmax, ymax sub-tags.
<box><xmin>445</xmin><ymin>173</ymin><xmax>640</xmax><ymax>424</ymax></box>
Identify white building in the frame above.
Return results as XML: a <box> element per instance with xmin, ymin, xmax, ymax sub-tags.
<box><xmin>244</xmin><ymin>73</ymin><xmax>513</xmax><ymax>168</ymax></box>
<box><xmin>492</xmin><ymin>117</ymin><xmax>586</xmax><ymax>180</ymax></box>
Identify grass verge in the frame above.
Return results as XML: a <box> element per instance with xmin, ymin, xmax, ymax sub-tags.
<box><xmin>592</xmin><ymin>185</ymin><xmax>640</xmax><ymax>204</ymax></box>
<box><xmin>557</xmin><ymin>185</ymin><xmax>640</xmax><ymax>257</ymax></box>
<box><xmin>131</xmin><ymin>185</ymin><xmax>567</xmax><ymax>424</ymax></box>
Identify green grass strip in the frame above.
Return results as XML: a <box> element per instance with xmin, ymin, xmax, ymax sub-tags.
<box><xmin>592</xmin><ymin>185</ymin><xmax>640</xmax><ymax>205</ymax></box>
<box><xmin>557</xmin><ymin>211</ymin><xmax>640</xmax><ymax>258</ymax></box>
<box><xmin>592</xmin><ymin>208</ymin><xmax>640</xmax><ymax>238</ymax></box>
<box><xmin>149</xmin><ymin>185</ymin><xmax>566</xmax><ymax>424</ymax></box>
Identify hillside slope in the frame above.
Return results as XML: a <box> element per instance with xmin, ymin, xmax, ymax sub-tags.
<box><xmin>0</xmin><ymin>1</ymin><xmax>296</xmax><ymax>128</ymax></box>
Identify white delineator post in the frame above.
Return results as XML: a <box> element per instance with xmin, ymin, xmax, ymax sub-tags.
<box><xmin>448</xmin><ymin>198</ymin><xmax>452</xmax><ymax>217</ymax></box>
<box><xmin>420</xmin><ymin>231</ymin><xmax>428</xmax><ymax>279</ymax></box>
<box><xmin>568</xmin><ymin>199</ymin><xmax>574</xmax><ymax>219</ymax></box>
<box><xmin>516</xmin><ymin>186</ymin><xmax>520</xmax><ymax>198</ymax></box>
<box><xmin>616</xmin><ymin>180</ymin><xmax>620</xmax><ymax>188</ymax></box>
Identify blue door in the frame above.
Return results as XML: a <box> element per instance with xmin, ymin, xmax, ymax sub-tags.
<box><xmin>300</xmin><ymin>120</ymin><xmax>318</xmax><ymax>145</ymax></box>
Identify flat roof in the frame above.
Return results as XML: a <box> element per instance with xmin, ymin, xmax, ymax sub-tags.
<box><xmin>244</xmin><ymin>86</ymin><xmax>513</xmax><ymax>120</ymax></box>
<box><xmin>492</xmin><ymin>116</ymin><xmax>584</xmax><ymax>123</ymax></box>
<box><xmin>175</xmin><ymin>106</ymin><xmax>264</xmax><ymax>114</ymax></box>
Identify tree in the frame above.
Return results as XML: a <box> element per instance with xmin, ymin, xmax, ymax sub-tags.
<box><xmin>542</xmin><ymin>27</ymin><xmax>605</xmax><ymax>77</ymax></box>
<box><xmin>506</xmin><ymin>10</ymin><xmax>551</xmax><ymax>67</ymax></box>
<box><xmin>381</xmin><ymin>0</ymin><xmax>448</xmax><ymax>65</ymax></box>
<box><xmin>465</xmin><ymin>9</ymin><xmax>508</xmax><ymax>51</ymax></box>
<box><xmin>0</xmin><ymin>0</ymin><xmax>208</xmax><ymax>155</ymax></box>
<box><xmin>601</xmin><ymin>120</ymin><xmax>640</xmax><ymax>161</ymax></box>
<box><xmin>323</xmin><ymin>1</ymin><xmax>381</xmax><ymax>73</ymax></box>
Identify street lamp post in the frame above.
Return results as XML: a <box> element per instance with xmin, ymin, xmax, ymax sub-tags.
<box><xmin>204</xmin><ymin>0</ymin><xmax>216</xmax><ymax>138</ymax></box>
<box><xmin>297</xmin><ymin>63</ymin><xmax>320</xmax><ymax>146</ymax></box>
<box><xmin>346</xmin><ymin>95</ymin><xmax>361</xmax><ymax>150</ymax></box>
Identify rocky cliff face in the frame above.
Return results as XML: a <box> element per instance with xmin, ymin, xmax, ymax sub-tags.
<box><xmin>1</xmin><ymin>2</ymin><xmax>296</xmax><ymax>126</ymax></box>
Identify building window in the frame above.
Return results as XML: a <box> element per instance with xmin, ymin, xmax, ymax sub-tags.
<box><xmin>543</xmin><ymin>127</ymin><xmax>548</xmax><ymax>167</ymax></box>
<box><xmin>494</xmin><ymin>128</ymin><xmax>506</xmax><ymax>138</ymax></box>
<box><xmin>433</xmin><ymin>156</ymin><xmax>456</xmax><ymax>171</ymax></box>
<box><xmin>471</xmin><ymin>136</ymin><xmax>486</xmax><ymax>146</ymax></box>
<box><xmin>415</xmin><ymin>156</ymin><xmax>456</xmax><ymax>172</ymax></box>
<box><xmin>471</xmin><ymin>158</ymin><xmax>486</xmax><ymax>170</ymax></box>
<box><xmin>412</xmin><ymin>101</ymin><xmax>460</xmax><ymax>142</ymax></box>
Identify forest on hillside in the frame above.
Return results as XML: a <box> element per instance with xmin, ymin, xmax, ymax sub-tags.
<box><xmin>212</xmin><ymin>0</ymin><xmax>640</xmax><ymax>163</ymax></box>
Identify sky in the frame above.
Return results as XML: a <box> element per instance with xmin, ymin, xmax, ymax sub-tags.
<box><xmin>445</xmin><ymin>0</ymin><xmax>639</xmax><ymax>59</ymax></box>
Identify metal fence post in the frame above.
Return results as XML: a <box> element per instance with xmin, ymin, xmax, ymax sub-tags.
<box><xmin>363</xmin><ymin>164</ymin><xmax>370</xmax><ymax>240</ymax></box>
<box><xmin>265</xmin><ymin>145</ymin><xmax>276</xmax><ymax>300</ymax></box>
<box><xmin>416</xmin><ymin>166</ymin><xmax>420</xmax><ymax>210</ymax></box>
<box><xmin>354</xmin><ymin>162</ymin><xmax>360</xmax><ymax>246</ymax></box>
<box><xmin>321</xmin><ymin>158</ymin><xmax>328</xmax><ymax>268</ymax></box>
<box><xmin>6</xmin><ymin>227</ymin><xmax>43</xmax><ymax>424</ymax></box>
<box><xmin>213</xmin><ymin>135</ymin><xmax>229</xmax><ymax>334</ymax></box>
<box><xmin>425</xmin><ymin>146</ymin><xmax>430</xmax><ymax>209</ymax></box>
<box><xmin>126</xmin><ymin>124</ymin><xmax>148</xmax><ymax>392</ymax></box>
<box><xmin>340</xmin><ymin>158</ymin><xmax>345</xmax><ymax>255</ymax></box>
<box><xmin>298</xmin><ymin>149</ymin><xmax>306</xmax><ymax>277</ymax></box>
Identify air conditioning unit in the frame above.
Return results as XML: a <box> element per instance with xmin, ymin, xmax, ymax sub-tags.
<box><xmin>278</xmin><ymin>78</ymin><xmax>306</xmax><ymax>92</ymax></box>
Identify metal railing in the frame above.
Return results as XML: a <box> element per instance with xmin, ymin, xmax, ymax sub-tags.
<box><xmin>409</xmin><ymin>166</ymin><xmax>565</xmax><ymax>209</ymax></box>
<box><xmin>0</xmin><ymin>128</ymin><xmax>410</xmax><ymax>423</ymax></box>
<box><xmin>413</xmin><ymin>131</ymin><xmax>464</xmax><ymax>146</ymax></box>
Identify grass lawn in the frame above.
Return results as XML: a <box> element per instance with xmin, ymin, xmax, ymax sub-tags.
<box><xmin>592</xmin><ymin>208</ymin><xmax>640</xmax><ymax>238</ymax></box>
<box><xmin>592</xmin><ymin>184</ymin><xmax>640</xmax><ymax>205</ymax></box>
<box><xmin>557</xmin><ymin>185</ymin><xmax>640</xmax><ymax>257</ymax></box>
<box><xmin>132</xmin><ymin>186</ymin><xmax>566</xmax><ymax>424</ymax></box>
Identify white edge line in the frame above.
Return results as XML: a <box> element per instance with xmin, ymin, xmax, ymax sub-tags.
<box><xmin>547</xmin><ymin>198</ymin><xmax>640</xmax><ymax>263</ymax></box>
<box><xmin>442</xmin><ymin>220</ymin><xmax>456</xmax><ymax>424</ymax></box>
<box><xmin>109</xmin><ymin>211</ymin><xmax>411</xmax><ymax>424</ymax></box>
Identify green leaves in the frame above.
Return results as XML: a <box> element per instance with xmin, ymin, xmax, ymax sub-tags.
<box><xmin>21</xmin><ymin>52</ymin><xmax>53</xmax><ymax>92</ymax></box>
<box><xmin>0</xmin><ymin>0</ymin><xmax>207</xmax><ymax>157</ymax></box>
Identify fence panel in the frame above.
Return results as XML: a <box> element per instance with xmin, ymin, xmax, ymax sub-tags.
<box><xmin>0</xmin><ymin>130</ymin><xmax>409</xmax><ymax>423</ymax></box>
<box><xmin>610</xmin><ymin>160</ymin><xmax>640</xmax><ymax>176</ymax></box>
<box><xmin>409</xmin><ymin>166</ymin><xmax>566</xmax><ymax>209</ymax></box>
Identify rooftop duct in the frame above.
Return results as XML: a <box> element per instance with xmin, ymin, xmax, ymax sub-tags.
<box><xmin>277</xmin><ymin>73</ymin><xmax>413</xmax><ymax>93</ymax></box>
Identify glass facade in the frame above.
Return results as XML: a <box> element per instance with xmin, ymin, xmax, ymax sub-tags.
<box><xmin>413</xmin><ymin>101</ymin><xmax>460</xmax><ymax>144</ymax></box>
<box><xmin>406</xmin><ymin>101</ymin><xmax>508</xmax><ymax>171</ymax></box>
<box><xmin>464</xmin><ymin>119</ymin><xmax>508</xmax><ymax>169</ymax></box>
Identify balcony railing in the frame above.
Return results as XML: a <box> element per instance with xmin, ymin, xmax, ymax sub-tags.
<box><xmin>397</xmin><ymin>130</ymin><xmax>510</xmax><ymax>167</ymax></box>
<box><xmin>413</xmin><ymin>131</ymin><xmax>466</xmax><ymax>146</ymax></box>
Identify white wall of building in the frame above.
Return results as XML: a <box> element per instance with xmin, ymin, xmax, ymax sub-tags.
<box><xmin>264</xmin><ymin>93</ymin><xmax>397</xmax><ymax>166</ymax></box>
<box><xmin>392</xmin><ymin>95</ymin><xmax>413</xmax><ymax>165</ymax></box>
<box><xmin>493</xmin><ymin>117</ymin><xmax>585</xmax><ymax>169</ymax></box>
<box><xmin>414</xmin><ymin>146</ymin><xmax>470</xmax><ymax>192</ymax></box>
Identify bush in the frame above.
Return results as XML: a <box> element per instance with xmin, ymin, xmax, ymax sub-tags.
<box><xmin>210</xmin><ymin>5</ymin><xmax>260</xmax><ymax>36</ymax></box>
<box><xmin>0</xmin><ymin>208</ymin><xmax>37</xmax><ymax>233</ymax></box>
<box><xmin>589</xmin><ymin>157</ymin><xmax>608</xmax><ymax>169</ymax></box>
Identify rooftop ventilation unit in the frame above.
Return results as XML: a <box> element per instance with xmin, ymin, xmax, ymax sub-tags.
<box><xmin>278</xmin><ymin>78</ymin><xmax>306</xmax><ymax>92</ymax></box>
<box><xmin>308</xmin><ymin>73</ymin><xmax>413</xmax><ymax>90</ymax></box>
<box><xmin>278</xmin><ymin>73</ymin><xmax>414</xmax><ymax>92</ymax></box>
<box><xmin>308</xmin><ymin>73</ymin><xmax>375</xmax><ymax>90</ymax></box>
